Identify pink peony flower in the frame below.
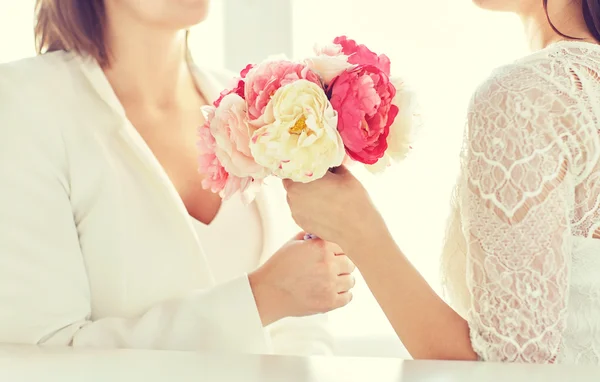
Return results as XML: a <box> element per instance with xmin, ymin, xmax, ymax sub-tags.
<box><xmin>244</xmin><ymin>60</ymin><xmax>321</xmax><ymax>127</ymax></box>
<box><xmin>213</xmin><ymin>64</ymin><xmax>255</xmax><ymax>108</ymax></box>
<box><xmin>333</xmin><ymin>36</ymin><xmax>391</xmax><ymax>77</ymax></box>
<box><xmin>197</xmin><ymin>106</ymin><xmax>256</xmax><ymax>200</ymax></box>
<box><xmin>328</xmin><ymin>65</ymin><xmax>399</xmax><ymax>165</ymax></box>
<box><xmin>210</xmin><ymin>93</ymin><xmax>269</xmax><ymax>179</ymax></box>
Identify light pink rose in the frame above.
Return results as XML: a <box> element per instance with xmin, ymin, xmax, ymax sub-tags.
<box><xmin>244</xmin><ymin>60</ymin><xmax>321</xmax><ymax>127</ymax></box>
<box><xmin>210</xmin><ymin>93</ymin><xmax>269</xmax><ymax>179</ymax></box>
<box><xmin>333</xmin><ymin>36</ymin><xmax>391</xmax><ymax>77</ymax></box>
<box><xmin>197</xmin><ymin>106</ymin><xmax>256</xmax><ymax>200</ymax></box>
<box><xmin>328</xmin><ymin>65</ymin><xmax>399</xmax><ymax>165</ymax></box>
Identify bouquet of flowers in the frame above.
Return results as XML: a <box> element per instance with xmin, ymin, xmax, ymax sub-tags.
<box><xmin>198</xmin><ymin>36</ymin><xmax>420</xmax><ymax>201</ymax></box>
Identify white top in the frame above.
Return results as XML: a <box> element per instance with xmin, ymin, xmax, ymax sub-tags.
<box><xmin>0</xmin><ymin>346</ymin><xmax>599</xmax><ymax>382</ymax></box>
<box><xmin>441</xmin><ymin>41</ymin><xmax>600</xmax><ymax>363</ymax></box>
<box><xmin>0</xmin><ymin>51</ymin><xmax>331</xmax><ymax>355</ymax></box>
<box><xmin>194</xmin><ymin>194</ymin><xmax>263</xmax><ymax>282</ymax></box>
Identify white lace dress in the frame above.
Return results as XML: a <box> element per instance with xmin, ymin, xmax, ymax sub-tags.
<box><xmin>441</xmin><ymin>41</ymin><xmax>600</xmax><ymax>364</ymax></box>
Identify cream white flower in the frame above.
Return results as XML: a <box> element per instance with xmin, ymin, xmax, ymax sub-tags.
<box><xmin>250</xmin><ymin>79</ymin><xmax>345</xmax><ymax>182</ymax></box>
<box><xmin>304</xmin><ymin>43</ymin><xmax>353</xmax><ymax>85</ymax></box>
<box><xmin>366</xmin><ymin>78</ymin><xmax>421</xmax><ymax>173</ymax></box>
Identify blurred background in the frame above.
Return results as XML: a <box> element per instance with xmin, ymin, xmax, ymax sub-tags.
<box><xmin>0</xmin><ymin>0</ymin><xmax>527</xmax><ymax>358</ymax></box>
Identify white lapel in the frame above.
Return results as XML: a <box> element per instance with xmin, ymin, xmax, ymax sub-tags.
<box><xmin>77</xmin><ymin>55</ymin><xmax>219</xmax><ymax>284</ymax></box>
<box><xmin>76</xmin><ymin>54</ymin><xmax>192</xmax><ymax>220</ymax></box>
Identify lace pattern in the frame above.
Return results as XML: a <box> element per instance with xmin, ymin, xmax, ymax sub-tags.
<box><xmin>441</xmin><ymin>41</ymin><xmax>600</xmax><ymax>364</ymax></box>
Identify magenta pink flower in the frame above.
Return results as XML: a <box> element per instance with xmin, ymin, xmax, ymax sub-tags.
<box><xmin>244</xmin><ymin>60</ymin><xmax>321</xmax><ymax>127</ymax></box>
<box><xmin>333</xmin><ymin>36</ymin><xmax>391</xmax><ymax>77</ymax></box>
<box><xmin>240</xmin><ymin>63</ymin><xmax>254</xmax><ymax>78</ymax></box>
<box><xmin>328</xmin><ymin>65</ymin><xmax>399</xmax><ymax>165</ymax></box>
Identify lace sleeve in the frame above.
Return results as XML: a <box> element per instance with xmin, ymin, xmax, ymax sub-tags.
<box><xmin>460</xmin><ymin>64</ymin><xmax>584</xmax><ymax>363</ymax></box>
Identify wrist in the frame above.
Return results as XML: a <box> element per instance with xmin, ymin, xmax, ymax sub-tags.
<box><xmin>248</xmin><ymin>268</ymin><xmax>286</xmax><ymax>327</ymax></box>
<box><xmin>344</xmin><ymin>218</ymin><xmax>396</xmax><ymax>266</ymax></box>
<box><xmin>342</xmin><ymin>211</ymin><xmax>389</xmax><ymax>250</ymax></box>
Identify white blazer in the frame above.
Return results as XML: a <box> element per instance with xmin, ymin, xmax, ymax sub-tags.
<box><xmin>0</xmin><ymin>51</ymin><xmax>331</xmax><ymax>355</ymax></box>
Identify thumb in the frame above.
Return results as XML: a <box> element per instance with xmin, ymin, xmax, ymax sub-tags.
<box><xmin>331</xmin><ymin>165</ymin><xmax>350</xmax><ymax>176</ymax></box>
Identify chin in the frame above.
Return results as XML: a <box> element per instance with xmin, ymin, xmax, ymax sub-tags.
<box><xmin>124</xmin><ymin>0</ymin><xmax>210</xmax><ymax>30</ymax></box>
<box><xmin>175</xmin><ymin>10</ymin><xmax>210</xmax><ymax>29</ymax></box>
<box><xmin>165</xmin><ymin>1</ymin><xmax>210</xmax><ymax>29</ymax></box>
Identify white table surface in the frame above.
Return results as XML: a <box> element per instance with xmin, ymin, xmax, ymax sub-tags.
<box><xmin>0</xmin><ymin>346</ymin><xmax>598</xmax><ymax>382</ymax></box>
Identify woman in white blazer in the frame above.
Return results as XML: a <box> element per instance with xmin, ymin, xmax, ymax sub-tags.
<box><xmin>0</xmin><ymin>0</ymin><xmax>356</xmax><ymax>355</ymax></box>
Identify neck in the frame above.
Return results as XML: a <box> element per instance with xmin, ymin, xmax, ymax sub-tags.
<box><xmin>519</xmin><ymin>1</ymin><xmax>597</xmax><ymax>51</ymax></box>
<box><xmin>102</xmin><ymin>10</ymin><xmax>196</xmax><ymax>110</ymax></box>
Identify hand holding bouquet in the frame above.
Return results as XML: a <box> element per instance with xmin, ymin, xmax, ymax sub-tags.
<box><xmin>198</xmin><ymin>36</ymin><xmax>420</xmax><ymax>201</ymax></box>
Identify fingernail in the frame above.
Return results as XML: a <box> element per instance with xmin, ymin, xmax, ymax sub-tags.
<box><xmin>304</xmin><ymin>233</ymin><xmax>317</xmax><ymax>240</ymax></box>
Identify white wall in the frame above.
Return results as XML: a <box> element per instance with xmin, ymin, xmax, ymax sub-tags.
<box><xmin>0</xmin><ymin>1</ymin><xmax>35</xmax><ymax>63</ymax></box>
<box><xmin>222</xmin><ymin>0</ymin><xmax>293</xmax><ymax>70</ymax></box>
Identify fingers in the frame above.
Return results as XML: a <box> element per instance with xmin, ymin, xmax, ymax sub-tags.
<box><xmin>336</xmin><ymin>274</ymin><xmax>356</xmax><ymax>293</ymax></box>
<box><xmin>331</xmin><ymin>165</ymin><xmax>349</xmax><ymax>175</ymax></box>
<box><xmin>283</xmin><ymin>167</ymin><xmax>349</xmax><ymax>194</ymax></box>
<box><xmin>334</xmin><ymin>255</ymin><xmax>356</xmax><ymax>275</ymax></box>
<box><xmin>320</xmin><ymin>240</ymin><xmax>356</xmax><ymax>274</ymax></box>
<box><xmin>335</xmin><ymin>291</ymin><xmax>353</xmax><ymax>308</ymax></box>
<box><xmin>325</xmin><ymin>241</ymin><xmax>343</xmax><ymax>255</ymax></box>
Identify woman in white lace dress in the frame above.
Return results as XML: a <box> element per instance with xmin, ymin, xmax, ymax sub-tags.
<box><xmin>284</xmin><ymin>0</ymin><xmax>600</xmax><ymax>363</ymax></box>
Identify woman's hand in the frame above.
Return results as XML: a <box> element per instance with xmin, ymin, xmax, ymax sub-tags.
<box><xmin>283</xmin><ymin>166</ymin><xmax>388</xmax><ymax>252</ymax></box>
<box><xmin>249</xmin><ymin>232</ymin><xmax>356</xmax><ymax>326</ymax></box>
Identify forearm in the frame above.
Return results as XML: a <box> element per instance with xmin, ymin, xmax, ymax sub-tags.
<box><xmin>349</xmin><ymin>232</ymin><xmax>478</xmax><ymax>361</ymax></box>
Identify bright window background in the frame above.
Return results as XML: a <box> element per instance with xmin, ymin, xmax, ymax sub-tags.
<box><xmin>1</xmin><ymin>0</ymin><xmax>527</xmax><ymax>358</ymax></box>
<box><xmin>291</xmin><ymin>0</ymin><xmax>527</xmax><ymax>356</ymax></box>
<box><xmin>0</xmin><ymin>2</ymin><xmax>36</xmax><ymax>63</ymax></box>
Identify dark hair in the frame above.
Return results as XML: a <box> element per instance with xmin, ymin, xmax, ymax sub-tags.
<box><xmin>35</xmin><ymin>0</ymin><xmax>109</xmax><ymax>66</ymax></box>
<box><xmin>544</xmin><ymin>0</ymin><xmax>600</xmax><ymax>42</ymax></box>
